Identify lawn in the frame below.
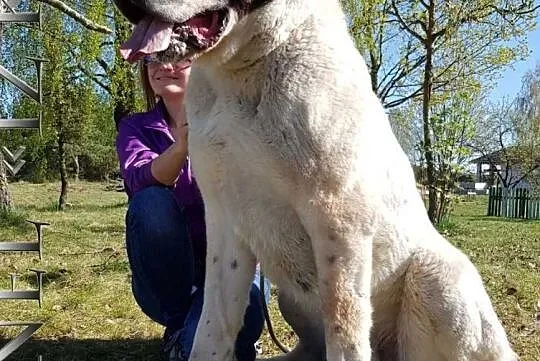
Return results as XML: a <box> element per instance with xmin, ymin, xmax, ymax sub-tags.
<box><xmin>0</xmin><ymin>182</ymin><xmax>538</xmax><ymax>360</ymax></box>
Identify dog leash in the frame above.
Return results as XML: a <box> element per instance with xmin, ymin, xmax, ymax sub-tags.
<box><xmin>259</xmin><ymin>271</ymin><xmax>291</xmax><ymax>354</ymax></box>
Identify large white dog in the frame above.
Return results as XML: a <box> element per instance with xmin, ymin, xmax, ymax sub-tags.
<box><xmin>115</xmin><ymin>0</ymin><xmax>518</xmax><ymax>360</ymax></box>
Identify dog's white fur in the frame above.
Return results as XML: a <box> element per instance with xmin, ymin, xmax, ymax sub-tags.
<box><xmin>178</xmin><ymin>1</ymin><xmax>518</xmax><ymax>360</ymax></box>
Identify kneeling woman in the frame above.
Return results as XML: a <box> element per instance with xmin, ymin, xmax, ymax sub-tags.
<box><xmin>116</xmin><ymin>56</ymin><xmax>269</xmax><ymax>361</ymax></box>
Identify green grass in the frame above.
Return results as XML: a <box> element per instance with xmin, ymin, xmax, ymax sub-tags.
<box><xmin>0</xmin><ymin>182</ymin><xmax>161</xmax><ymax>361</ymax></box>
<box><xmin>439</xmin><ymin>196</ymin><xmax>540</xmax><ymax>360</ymax></box>
<box><xmin>0</xmin><ymin>207</ymin><xmax>28</xmax><ymax>229</ymax></box>
<box><xmin>0</xmin><ymin>183</ymin><xmax>538</xmax><ymax>360</ymax></box>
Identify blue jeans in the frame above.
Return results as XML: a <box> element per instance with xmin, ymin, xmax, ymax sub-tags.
<box><xmin>126</xmin><ymin>186</ymin><xmax>269</xmax><ymax>361</ymax></box>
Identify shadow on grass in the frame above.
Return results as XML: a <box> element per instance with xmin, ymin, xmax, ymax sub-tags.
<box><xmin>86</xmin><ymin>224</ymin><xmax>125</xmax><ymax>235</ymax></box>
<box><xmin>18</xmin><ymin>267</ymin><xmax>70</xmax><ymax>287</ymax></box>
<box><xmin>0</xmin><ymin>209</ymin><xmax>32</xmax><ymax>230</ymax></box>
<box><xmin>464</xmin><ymin>215</ymin><xmax>540</xmax><ymax>223</ymax></box>
<box><xmin>91</xmin><ymin>258</ymin><xmax>130</xmax><ymax>275</ymax></box>
<box><xmin>71</xmin><ymin>202</ymin><xmax>128</xmax><ymax>212</ymax></box>
<box><xmin>20</xmin><ymin>203</ymin><xmax>61</xmax><ymax>213</ymax></box>
<box><xmin>1</xmin><ymin>337</ymin><xmax>161</xmax><ymax>361</ymax></box>
<box><xmin>21</xmin><ymin>201</ymin><xmax>128</xmax><ymax>213</ymax></box>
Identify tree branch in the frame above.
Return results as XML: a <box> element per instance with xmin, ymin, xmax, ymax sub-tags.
<box><xmin>389</xmin><ymin>0</ymin><xmax>426</xmax><ymax>44</ymax></box>
<box><xmin>35</xmin><ymin>0</ymin><xmax>112</xmax><ymax>34</ymax></box>
<box><xmin>97</xmin><ymin>58</ymin><xmax>110</xmax><ymax>74</ymax></box>
<box><xmin>64</xmin><ymin>47</ymin><xmax>112</xmax><ymax>93</ymax></box>
<box><xmin>512</xmin><ymin>164</ymin><xmax>540</xmax><ymax>187</ymax></box>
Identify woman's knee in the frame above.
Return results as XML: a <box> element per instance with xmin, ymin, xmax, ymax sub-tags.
<box><xmin>125</xmin><ymin>186</ymin><xmax>193</xmax><ymax>273</ymax></box>
<box><xmin>127</xmin><ymin>186</ymin><xmax>184</xmax><ymax>239</ymax></box>
<box><xmin>128</xmin><ymin>186</ymin><xmax>176</xmax><ymax>220</ymax></box>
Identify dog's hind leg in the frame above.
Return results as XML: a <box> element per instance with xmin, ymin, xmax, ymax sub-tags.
<box><xmin>298</xmin><ymin>201</ymin><xmax>375</xmax><ymax>361</ymax></box>
<box><xmin>312</xmin><ymin>231</ymin><xmax>373</xmax><ymax>361</ymax></box>
<box><xmin>396</xmin><ymin>247</ymin><xmax>518</xmax><ymax>361</ymax></box>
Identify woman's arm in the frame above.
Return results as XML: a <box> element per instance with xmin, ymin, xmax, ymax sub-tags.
<box><xmin>151</xmin><ymin>121</ymin><xmax>189</xmax><ymax>186</ymax></box>
<box><xmin>150</xmin><ymin>136</ymin><xmax>187</xmax><ymax>185</ymax></box>
<box><xmin>116</xmin><ymin>120</ymin><xmax>188</xmax><ymax>192</ymax></box>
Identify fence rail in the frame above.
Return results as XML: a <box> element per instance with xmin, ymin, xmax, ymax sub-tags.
<box><xmin>487</xmin><ymin>187</ymin><xmax>540</xmax><ymax>220</ymax></box>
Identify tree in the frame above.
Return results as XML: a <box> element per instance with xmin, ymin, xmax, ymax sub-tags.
<box><xmin>110</xmin><ymin>6</ymin><xmax>141</xmax><ymax>122</ymax></box>
<box><xmin>41</xmin><ymin>3</ymin><xmax>76</xmax><ymax>209</ymax></box>
<box><xmin>34</xmin><ymin>0</ymin><xmax>112</xmax><ymax>33</ymax></box>
<box><xmin>0</xmin><ymin>0</ymin><xmax>14</xmax><ymax>211</ymax></box>
<box><xmin>429</xmin><ymin>91</ymin><xmax>476</xmax><ymax>222</ymax></box>
<box><xmin>0</xmin><ymin>152</ymin><xmax>14</xmax><ymax>212</ymax></box>
<box><xmin>390</xmin><ymin>89</ymin><xmax>478</xmax><ymax>223</ymax></box>
<box><xmin>1</xmin><ymin>0</ymin><xmax>142</xmax><ymax>208</ymax></box>
<box><xmin>470</xmin><ymin>95</ymin><xmax>540</xmax><ymax>190</ymax></box>
<box><xmin>39</xmin><ymin>0</ymin><xmax>117</xmax><ymax>209</ymax></box>
<box><xmin>517</xmin><ymin>62</ymin><xmax>540</xmax><ymax>191</ymax></box>
<box><xmin>342</xmin><ymin>0</ymin><xmax>428</xmax><ymax>108</ymax></box>
<box><xmin>342</xmin><ymin>0</ymin><xmax>539</xmax><ymax>222</ymax></box>
<box><xmin>380</xmin><ymin>0</ymin><xmax>538</xmax><ymax>223</ymax></box>
<box><xmin>0</xmin><ymin>0</ymin><xmax>44</xmax><ymax>211</ymax></box>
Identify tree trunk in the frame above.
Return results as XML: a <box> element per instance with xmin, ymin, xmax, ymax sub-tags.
<box><xmin>422</xmin><ymin>1</ymin><xmax>437</xmax><ymax>224</ymax></box>
<box><xmin>369</xmin><ymin>50</ymin><xmax>379</xmax><ymax>95</ymax></box>
<box><xmin>0</xmin><ymin>151</ymin><xmax>13</xmax><ymax>212</ymax></box>
<box><xmin>58</xmin><ymin>134</ymin><xmax>69</xmax><ymax>210</ymax></box>
<box><xmin>73</xmin><ymin>154</ymin><xmax>80</xmax><ymax>182</ymax></box>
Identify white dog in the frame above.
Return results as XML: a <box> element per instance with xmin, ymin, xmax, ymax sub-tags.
<box><xmin>115</xmin><ymin>0</ymin><xmax>518</xmax><ymax>360</ymax></box>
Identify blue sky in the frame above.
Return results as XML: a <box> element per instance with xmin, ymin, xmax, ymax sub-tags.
<box><xmin>489</xmin><ymin>25</ymin><xmax>540</xmax><ymax>101</ymax></box>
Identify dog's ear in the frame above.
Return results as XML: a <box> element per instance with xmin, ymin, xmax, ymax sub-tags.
<box><xmin>114</xmin><ymin>0</ymin><xmax>145</xmax><ymax>24</ymax></box>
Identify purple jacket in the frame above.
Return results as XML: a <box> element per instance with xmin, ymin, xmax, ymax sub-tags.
<box><xmin>116</xmin><ymin>102</ymin><xmax>206</xmax><ymax>265</ymax></box>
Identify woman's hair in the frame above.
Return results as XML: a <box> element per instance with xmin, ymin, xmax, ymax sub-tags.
<box><xmin>140</xmin><ymin>61</ymin><xmax>157</xmax><ymax>111</ymax></box>
<box><xmin>115</xmin><ymin>62</ymin><xmax>157</xmax><ymax>131</ymax></box>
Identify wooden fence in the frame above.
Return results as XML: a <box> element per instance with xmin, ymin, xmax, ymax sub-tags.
<box><xmin>487</xmin><ymin>187</ymin><xmax>540</xmax><ymax>220</ymax></box>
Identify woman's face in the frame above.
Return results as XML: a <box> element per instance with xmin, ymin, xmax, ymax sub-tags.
<box><xmin>146</xmin><ymin>60</ymin><xmax>191</xmax><ymax>99</ymax></box>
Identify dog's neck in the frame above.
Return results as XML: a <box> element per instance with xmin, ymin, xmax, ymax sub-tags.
<box><xmin>198</xmin><ymin>0</ymin><xmax>344</xmax><ymax>71</ymax></box>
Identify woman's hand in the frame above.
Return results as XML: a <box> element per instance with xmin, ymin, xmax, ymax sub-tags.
<box><xmin>151</xmin><ymin>121</ymin><xmax>189</xmax><ymax>186</ymax></box>
<box><xmin>170</xmin><ymin>122</ymin><xmax>189</xmax><ymax>154</ymax></box>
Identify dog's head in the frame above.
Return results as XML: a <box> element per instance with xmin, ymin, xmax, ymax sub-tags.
<box><xmin>115</xmin><ymin>0</ymin><xmax>271</xmax><ymax>64</ymax></box>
